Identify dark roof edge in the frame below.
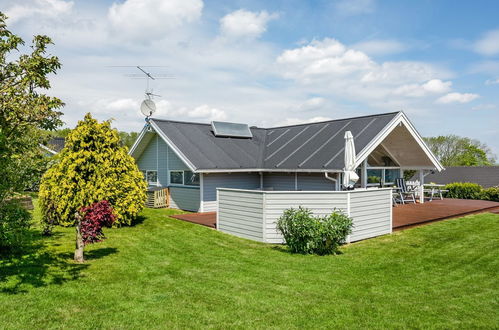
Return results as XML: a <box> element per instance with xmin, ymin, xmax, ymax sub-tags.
<box><xmin>150</xmin><ymin>111</ymin><xmax>402</xmax><ymax>131</ymax></box>
<box><xmin>267</xmin><ymin>111</ymin><xmax>401</xmax><ymax>130</ymax></box>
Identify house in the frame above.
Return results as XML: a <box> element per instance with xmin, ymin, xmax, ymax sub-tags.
<box><xmin>421</xmin><ymin>166</ymin><xmax>499</xmax><ymax>188</ymax></box>
<box><xmin>130</xmin><ymin>111</ymin><xmax>443</xmax><ymax>213</ymax></box>
<box><xmin>40</xmin><ymin>137</ymin><xmax>65</xmax><ymax>155</ymax></box>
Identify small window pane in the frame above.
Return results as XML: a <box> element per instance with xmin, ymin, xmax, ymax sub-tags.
<box><xmin>170</xmin><ymin>171</ymin><xmax>183</xmax><ymax>184</ymax></box>
<box><xmin>184</xmin><ymin>171</ymin><xmax>200</xmax><ymax>186</ymax></box>
<box><xmin>384</xmin><ymin>169</ymin><xmax>400</xmax><ymax>184</ymax></box>
<box><xmin>367</xmin><ymin>169</ymin><xmax>382</xmax><ymax>184</ymax></box>
<box><xmin>147</xmin><ymin>171</ymin><xmax>158</xmax><ymax>184</ymax></box>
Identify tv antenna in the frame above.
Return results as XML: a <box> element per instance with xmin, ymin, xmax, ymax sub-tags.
<box><xmin>108</xmin><ymin>65</ymin><xmax>174</xmax><ymax>118</ymax></box>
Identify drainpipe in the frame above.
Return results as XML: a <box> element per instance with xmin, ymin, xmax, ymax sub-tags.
<box><xmin>325</xmin><ymin>172</ymin><xmax>339</xmax><ymax>190</ymax></box>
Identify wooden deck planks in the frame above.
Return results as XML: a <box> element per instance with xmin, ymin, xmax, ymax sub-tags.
<box><xmin>393</xmin><ymin>198</ymin><xmax>499</xmax><ymax>230</ymax></box>
<box><xmin>168</xmin><ymin>198</ymin><xmax>499</xmax><ymax>232</ymax></box>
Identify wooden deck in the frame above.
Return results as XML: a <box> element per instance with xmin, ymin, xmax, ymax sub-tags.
<box><xmin>169</xmin><ymin>198</ymin><xmax>499</xmax><ymax>231</ymax></box>
<box><xmin>393</xmin><ymin>198</ymin><xmax>499</xmax><ymax>230</ymax></box>
<box><xmin>170</xmin><ymin>212</ymin><xmax>217</xmax><ymax>228</ymax></box>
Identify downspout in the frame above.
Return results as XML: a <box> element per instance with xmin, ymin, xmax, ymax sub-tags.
<box><xmin>325</xmin><ymin>172</ymin><xmax>338</xmax><ymax>190</ymax></box>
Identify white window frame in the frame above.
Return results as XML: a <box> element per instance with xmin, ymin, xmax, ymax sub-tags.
<box><xmin>184</xmin><ymin>170</ymin><xmax>200</xmax><ymax>186</ymax></box>
<box><xmin>169</xmin><ymin>170</ymin><xmax>184</xmax><ymax>185</ymax></box>
<box><xmin>146</xmin><ymin>170</ymin><xmax>158</xmax><ymax>185</ymax></box>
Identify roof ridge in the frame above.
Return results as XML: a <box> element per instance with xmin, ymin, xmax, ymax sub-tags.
<box><xmin>150</xmin><ymin>111</ymin><xmax>401</xmax><ymax>131</ymax></box>
<box><xmin>265</xmin><ymin>111</ymin><xmax>401</xmax><ymax>130</ymax></box>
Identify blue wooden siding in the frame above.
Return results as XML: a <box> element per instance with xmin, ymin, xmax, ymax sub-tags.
<box><xmin>263</xmin><ymin>173</ymin><xmax>295</xmax><ymax>191</ymax></box>
<box><xmin>135</xmin><ymin>133</ymin><xmax>199</xmax><ymax>211</ymax></box>
<box><xmin>136</xmin><ymin>133</ymin><xmax>190</xmax><ymax>187</ymax></box>
<box><xmin>202</xmin><ymin>173</ymin><xmax>260</xmax><ymax>202</ymax></box>
<box><xmin>297</xmin><ymin>173</ymin><xmax>336</xmax><ymax>191</ymax></box>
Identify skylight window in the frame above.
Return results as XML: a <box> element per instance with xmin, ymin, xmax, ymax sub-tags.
<box><xmin>211</xmin><ymin>121</ymin><xmax>253</xmax><ymax>138</ymax></box>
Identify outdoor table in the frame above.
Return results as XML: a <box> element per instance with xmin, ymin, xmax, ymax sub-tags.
<box><xmin>423</xmin><ymin>183</ymin><xmax>446</xmax><ymax>201</ymax></box>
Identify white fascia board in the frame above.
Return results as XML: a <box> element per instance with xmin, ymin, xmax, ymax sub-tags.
<box><xmin>39</xmin><ymin>144</ymin><xmax>57</xmax><ymax>155</ymax></box>
<box><xmin>128</xmin><ymin>125</ymin><xmax>149</xmax><ymax>156</ymax></box>
<box><xmin>198</xmin><ymin>168</ymin><xmax>343</xmax><ymax>174</ymax></box>
<box><xmin>354</xmin><ymin>112</ymin><xmax>444</xmax><ymax>172</ymax></box>
<box><xmin>148</xmin><ymin>120</ymin><xmax>197</xmax><ymax>172</ymax></box>
<box><xmin>399</xmin><ymin>113</ymin><xmax>445</xmax><ymax>171</ymax></box>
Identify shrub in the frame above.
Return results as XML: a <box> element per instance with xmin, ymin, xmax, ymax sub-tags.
<box><xmin>444</xmin><ymin>182</ymin><xmax>483</xmax><ymax>200</ymax></box>
<box><xmin>482</xmin><ymin>186</ymin><xmax>499</xmax><ymax>202</ymax></box>
<box><xmin>276</xmin><ymin>207</ymin><xmax>353</xmax><ymax>255</ymax></box>
<box><xmin>0</xmin><ymin>201</ymin><xmax>31</xmax><ymax>251</ymax></box>
<box><xmin>80</xmin><ymin>200</ymin><xmax>116</xmax><ymax>245</ymax></box>
<box><xmin>39</xmin><ymin>114</ymin><xmax>147</xmax><ymax>227</ymax></box>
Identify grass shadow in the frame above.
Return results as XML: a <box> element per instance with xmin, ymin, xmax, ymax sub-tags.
<box><xmin>57</xmin><ymin>247</ymin><xmax>118</xmax><ymax>261</ymax></box>
<box><xmin>0</xmin><ymin>242</ymin><xmax>89</xmax><ymax>295</ymax></box>
<box><xmin>129</xmin><ymin>215</ymin><xmax>146</xmax><ymax>227</ymax></box>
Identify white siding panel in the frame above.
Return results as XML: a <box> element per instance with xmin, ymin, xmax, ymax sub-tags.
<box><xmin>217</xmin><ymin>189</ymin><xmax>264</xmax><ymax>241</ymax></box>
<box><xmin>216</xmin><ymin>188</ymin><xmax>392</xmax><ymax>244</ymax></box>
<box><xmin>264</xmin><ymin>192</ymin><xmax>349</xmax><ymax>243</ymax></box>
<box><xmin>349</xmin><ymin>190</ymin><xmax>392</xmax><ymax>242</ymax></box>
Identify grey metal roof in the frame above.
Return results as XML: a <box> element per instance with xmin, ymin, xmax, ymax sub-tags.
<box><xmin>45</xmin><ymin>137</ymin><xmax>65</xmax><ymax>153</ymax></box>
<box><xmin>419</xmin><ymin>166</ymin><xmax>499</xmax><ymax>188</ymax></box>
<box><xmin>149</xmin><ymin>111</ymin><xmax>400</xmax><ymax>171</ymax></box>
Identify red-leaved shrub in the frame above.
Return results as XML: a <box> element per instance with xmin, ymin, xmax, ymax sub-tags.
<box><xmin>79</xmin><ymin>200</ymin><xmax>116</xmax><ymax>245</ymax></box>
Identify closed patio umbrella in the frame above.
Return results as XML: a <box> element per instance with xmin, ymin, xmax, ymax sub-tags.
<box><xmin>343</xmin><ymin>131</ymin><xmax>359</xmax><ymax>189</ymax></box>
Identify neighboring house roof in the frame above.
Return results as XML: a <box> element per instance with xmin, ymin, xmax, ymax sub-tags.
<box><xmin>40</xmin><ymin>137</ymin><xmax>65</xmax><ymax>155</ymax></box>
<box><xmin>421</xmin><ymin>166</ymin><xmax>499</xmax><ymax>188</ymax></box>
<box><xmin>130</xmin><ymin>111</ymin><xmax>443</xmax><ymax>173</ymax></box>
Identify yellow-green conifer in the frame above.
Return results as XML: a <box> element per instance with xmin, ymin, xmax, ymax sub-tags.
<box><xmin>39</xmin><ymin>114</ymin><xmax>146</xmax><ymax>227</ymax></box>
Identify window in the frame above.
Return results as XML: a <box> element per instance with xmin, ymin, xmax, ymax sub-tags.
<box><xmin>146</xmin><ymin>170</ymin><xmax>158</xmax><ymax>184</ymax></box>
<box><xmin>367</xmin><ymin>169</ymin><xmax>382</xmax><ymax>185</ymax></box>
<box><xmin>384</xmin><ymin>169</ymin><xmax>400</xmax><ymax>185</ymax></box>
<box><xmin>184</xmin><ymin>170</ymin><xmax>200</xmax><ymax>186</ymax></box>
<box><xmin>170</xmin><ymin>171</ymin><xmax>184</xmax><ymax>184</ymax></box>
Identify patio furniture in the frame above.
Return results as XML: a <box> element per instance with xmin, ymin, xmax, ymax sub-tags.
<box><xmin>395</xmin><ymin>178</ymin><xmax>417</xmax><ymax>204</ymax></box>
<box><xmin>423</xmin><ymin>183</ymin><xmax>448</xmax><ymax>201</ymax></box>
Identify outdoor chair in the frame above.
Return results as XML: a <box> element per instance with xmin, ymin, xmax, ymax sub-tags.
<box><xmin>394</xmin><ymin>178</ymin><xmax>417</xmax><ymax>204</ymax></box>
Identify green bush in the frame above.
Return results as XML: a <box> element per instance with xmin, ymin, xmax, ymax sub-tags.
<box><xmin>0</xmin><ymin>201</ymin><xmax>31</xmax><ymax>251</ymax></box>
<box><xmin>482</xmin><ymin>186</ymin><xmax>499</xmax><ymax>202</ymax></box>
<box><xmin>39</xmin><ymin>114</ymin><xmax>147</xmax><ymax>227</ymax></box>
<box><xmin>444</xmin><ymin>182</ymin><xmax>483</xmax><ymax>200</ymax></box>
<box><xmin>276</xmin><ymin>207</ymin><xmax>353</xmax><ymax>255</ymax></box>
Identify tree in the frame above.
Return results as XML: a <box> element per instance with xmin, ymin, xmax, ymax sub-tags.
<box><xmin>39</xmin><ymin>114</ymin><xmax>147</xmax><ymax>233</ymax></box>
<box><xmin>0</xmin><ymin>13</ymin><xmax>63</xmax><ymax>247</ymax></box>
<box><xmin>118</xmin><ymin>131</ymin><xmax>139</xmax><ymax>149</ymax></box>
<box><xmin>424</xmin><ymin>135</ymin><xmax>496</xmax><ymax>167</ymax></box>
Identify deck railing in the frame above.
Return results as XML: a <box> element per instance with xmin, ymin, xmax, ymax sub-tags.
<box><xmin>216</xmin><ymin>188</ymin><xmax>393</xmax><ymax>243</ymax></box>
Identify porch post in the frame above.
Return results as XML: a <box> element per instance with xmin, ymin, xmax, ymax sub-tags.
<box><xmin>419</xmin><ymin>170</ymin><xmax>425</xmax><ymax>203</ymax></box>
<box><xmin>360</xmin><ymin>159</ymin><xmax>368</xmax><ymax>188</ymax></box>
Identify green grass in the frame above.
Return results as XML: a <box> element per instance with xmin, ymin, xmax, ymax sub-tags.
<box><xmin>1</xmin><ymin>203</ymin><xmax>498</xmax><ymax>329</ymax></box>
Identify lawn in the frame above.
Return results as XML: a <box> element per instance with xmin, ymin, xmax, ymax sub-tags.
<box><xmin>1</xmin><ymin>203</ymin><xmax>498</xmax><ymax>329</ymax></box>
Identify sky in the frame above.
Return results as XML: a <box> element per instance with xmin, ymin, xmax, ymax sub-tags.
<box><xmin>2</xmin><ymin>0</ymin><xmax>499</xmax><ymax>155</ymax></box>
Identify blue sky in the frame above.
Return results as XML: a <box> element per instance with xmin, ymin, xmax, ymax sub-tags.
<box><xmin>2</xmin><ymin>0</ymin><xmax>499</xmax><ymax>155</ymax></box>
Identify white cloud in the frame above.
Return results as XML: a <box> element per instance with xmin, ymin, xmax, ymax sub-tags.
<box><xmin>5</xmin><ymin>0</ymin><xmax>73</xmax><ymax>24</ymax></box>
<box><xmin>277</xmin><ymin>38</ymin><xmax>455</xmax><ymax>103</ymax></box>
<box><xmin>186</xmin><ymin>104</ymin><xmax>227</xmax><ymax>121</ymax></box>
<box><xmin>485</xmin><ymin>78</ymin><xmax>499</xmax><ymax>85</ymax></box>
<box><xmin>474</xmin><ymin>29</ymin><xmax>499</xmax><ymax>56</ymax></box>
<box><xmin>472</xmin><ymin>104</ymin><xmax>496</xmax><ymax>110</ymax></box>
<box><xmin>352</xmin><ymin>39</ymin><xmax>407</xmax><ymax>56</ymax></box>
<box><xmin>436</xmin><ymin>92</ymin><xmax>479</xmax><ymax>104</ymax></box>
<box><xmin>219</xmin><ymin>9</ymin><xmax>278</xmax><ymax>39</ymax></box>
<box><xmin>108</xmin><ymin>0</ymin><xmax>203</xmax><ymax>41</ymax></box>
<box><xmin>393</xmin><ymin>79</ymin><xmax>452</xmax><ymax>97</ymax></box>
<box><xmin>335</xmin><ymin>0</ymin><xmax>375</xmax><ymax>15</ymax></box>
<box><xmin>276</xmin><ymin>116</ymin><xmax>332</xmax><ymax>127</ymax></box>
<box><xmin>297</xmin><ymin>97</ymin><xmax>327</xmax><ymax>111</ymax></box>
